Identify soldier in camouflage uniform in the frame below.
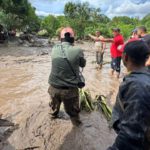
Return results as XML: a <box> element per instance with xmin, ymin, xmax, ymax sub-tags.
<box><xmin>48</xmin><ymin>27</ymin><xmax>86</xmax><ymax>126</ymax></box>
<box><xmin>108</xmin><ymin>40</ymin><xmax>150</xmax><ymax>150</ymax></box>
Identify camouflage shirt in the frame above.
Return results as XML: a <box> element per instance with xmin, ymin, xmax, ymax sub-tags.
<box><xmin>108</xmin><ymin>69</ymin><xmax>150</xmax><ymax>150</ymax></box>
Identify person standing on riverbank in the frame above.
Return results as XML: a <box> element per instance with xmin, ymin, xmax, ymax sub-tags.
<box><xmin>108</xmin><ymin>40</ymin><xmax>150</xmax><ymax>150</ymax></box>
<box><xmin>48</xmin><ymin>27</ymin><xmax>86</xmax><ymax>126</ymax></box>
<box><xmin>99</xmin><ymin>28</ymin><xmax>124</xmax><ymax>78</ymax></box>
<box><xmin>137</xmin><ymin>26</ymin><xmax>150</xmax><ymax>69</ymax></box>
<box><xmin>89</xmin><ymin>31</ymin><xmax>106</xmax><ymax>69</ymax></box>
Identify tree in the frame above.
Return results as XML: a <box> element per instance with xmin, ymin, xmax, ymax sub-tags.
<box><xmin>0</xmin><ymin>11</ymin><xmax>20</xmax><ymax>30</ymax></box>
<box><xmin>90</xmin><ymin>8</ymin><xmax>110</xmax><ymax>24</ymax></box>
<box><xmin>141</xmin><ymin>14</ymin><xmax>150</xmax><ymax>32</ymax></box>
<box><xmin>0</xmin><ymin>0</ymin><xmax>40</xmax><ymax>31</ymax></box>
<box><xmin>64</xmin><ymin>2</ymin><xmax>103</xmax><ymax>39</ymax></box>
<box><xmin>23</xmin><ymin>4</ymin><xmax>40</xmax><ymax>32</ymax></box>
<box><xmin>64</xmin><ymin>2</ymin><xmax>77</xmax><ymax>19</ymax></box>
<box><xmin>41</xmin><ymin>15</ymin><xmax>59</xmax><ymax>38</ymax></box>
<box><xmin>56</xmin><ymin>16</ymin><xmax>70</xmax><ymax>27</ymax></box>
<box><xmin>111</xmin><ymin>16</ymin><xmax>139</xmax><ymax>26</ymax></box>
<box><xmin>141</xmin><ymin>14</ymin><xmax>150</xmax><ymax>24</ymax></box>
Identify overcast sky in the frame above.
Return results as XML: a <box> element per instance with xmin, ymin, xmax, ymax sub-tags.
<box><xmin>29</xmin><ymin>0</ymin><xmax>150</xmax><ymax>18</ymax></box>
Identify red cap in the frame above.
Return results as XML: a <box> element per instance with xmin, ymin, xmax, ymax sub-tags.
<box><xmin>60</xmin><ymin>27</ymin><xmax>75</xmax><ymax>38</ymax></box>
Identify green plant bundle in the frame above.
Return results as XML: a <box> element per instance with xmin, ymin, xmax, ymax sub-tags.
<box><xmin>94</xmin><ymin>95</ymin><xmax>112</xmax><ymax>121</ymax></box>
<box><xmin>79</xmin><ymin>89</ymin><xmax>112</xmax><ymax>121</ymax></box>
<box><xmin>79</xmin><ymin>89</ymin><xmax>94</xmax><ymax>112</ymax></box>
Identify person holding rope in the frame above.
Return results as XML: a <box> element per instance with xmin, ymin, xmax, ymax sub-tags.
<box><xmin>89</xmin><ymin>31</ymin><xmax>106</xmax><ymax>69</ymax></box>
<box><xmin>48</xmin><ymin>27</ymin><xmax>86</xmax><ymax>126</ymax></box>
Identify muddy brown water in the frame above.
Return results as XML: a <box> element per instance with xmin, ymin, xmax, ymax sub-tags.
<box><xmin>0</xmin><ymin>41</ymin><xmax>124</xmax><ymax>150</ymax></box>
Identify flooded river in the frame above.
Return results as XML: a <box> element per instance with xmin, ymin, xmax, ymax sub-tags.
<box><xmin>0</xmin><ymin>41</ymin><xmax>123</xmax><ymax>150</ymax></box>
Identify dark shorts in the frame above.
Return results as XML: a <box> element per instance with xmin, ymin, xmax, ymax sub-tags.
<box><xmin>111</xmin><ymin>57</ymin><xmax>122</xmax><ymax>73</ymax></box>
<box><xmin>48</xmin><ymin>86</ymin><xmax>80</xmax><ymax>118</ymax></box>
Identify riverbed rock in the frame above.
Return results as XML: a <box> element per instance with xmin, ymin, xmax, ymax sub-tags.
<box><xmin>0</xmin><ymin>117</ymin><xmax>18</xmax><ymax>150</ymax></box>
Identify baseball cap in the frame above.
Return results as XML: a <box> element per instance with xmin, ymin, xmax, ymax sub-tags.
<box><xmin>60</xmin><ymin>27</ymin><xmax>75</xmax><ymax>39</ymax></box>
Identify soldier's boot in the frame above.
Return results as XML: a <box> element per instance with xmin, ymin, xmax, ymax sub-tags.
<box><xmin>70</xmin><ymin>116</ymin><xmax>82</xmax><ymax>127</ymax></box>
<box><xmin>49</xmin><ymin>101</ymin><xmax>61</xmax><ymax>119</ymax></box>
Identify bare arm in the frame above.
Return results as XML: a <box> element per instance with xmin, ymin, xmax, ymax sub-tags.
<box><xmin>88</xmin><ymin>34</ymin><xmax>99</xmax><ymax>41</ymax></box>
<box><xmin>101</xmin><ymin>38</ymin><xmax>114</xmax><ymax>43</ymax></box>
<box><xmin>89</xmin><ymin>34</ymin><xmax>114</xmax><ymax>43</ymax></box>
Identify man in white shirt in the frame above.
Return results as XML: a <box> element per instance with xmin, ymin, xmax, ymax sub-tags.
<box><xmin>89</xmin><ymin>31</ymin><xmax>106</xmax><ymax>69</ymax></box>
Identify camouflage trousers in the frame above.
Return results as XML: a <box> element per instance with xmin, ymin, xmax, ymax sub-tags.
<box><xmin>48</xmin><ymin>86</ymin><xmax>80</xmax><ymax>119</ymax></box>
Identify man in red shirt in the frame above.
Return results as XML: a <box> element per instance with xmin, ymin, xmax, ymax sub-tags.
<box><xmin>99</xmin><ymin>28</ymin><xmax>124</xmax><ymax>78</ymax></box>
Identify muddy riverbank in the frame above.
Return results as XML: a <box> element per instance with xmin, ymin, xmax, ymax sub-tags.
<box><xmin>0</xmin><ymin>41</ymin><xmax>123</xmax><ymax>150</ymax></box>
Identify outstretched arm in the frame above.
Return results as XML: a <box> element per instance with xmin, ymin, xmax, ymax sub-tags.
<box><xmin>100</xmin><ymin>37</ymin><xmax>114</xmax><ymax>43</ymax></box>
<box><xmin>89</xmin><ymin>34</ymin><xmax>114</xmax><ymax>43</ymax></box>
<box><xmin>88</xmin><ymin>34</ymin><xmax>99</xmax><ymax>41</ymax></box>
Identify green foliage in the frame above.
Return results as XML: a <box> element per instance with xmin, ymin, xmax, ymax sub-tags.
<box><xmin>24</xmin><ymin>5</ymin><xmax>40</xmax><ymax>32</ymax></box>
<box><xmin>141</xmin><ymin>14</ymin><xmax>150</xmax><ymax>24</ymax></box>
<box><xmin>41</xmin><ymin>15</ymin><xmax>60</xmax><ymax>38</ymax></box>
<box><xmin>63</xmin><ymin>2</ymin><xmax>148</xmax><ymax>39</ymax></box>
<box><xmin>111</xmin><ymin>16</ymin><xmax>139</xmax><ymax>25</ymax></box>
<box><xmin>141</xmin><ymin>14</ymin><xmax>150</xmax><ymax>32</ymax></box>
<box><xmin>0</xmin><ymin>11</ymin><xmax>21</xmax><ymax>30</ymax></box>
<box><xmin>1</xmin><ymin>0</ymin><xmax>149</xmax><ymax>39</ymax></box>
<box><xmin>118</xmin><ymin>24</ymin><xmax>135</xmax><ymax>39</ymax></box>
<box><xmin>64</xmin><ymin>2</ymin><xmax>77</xmax><ymax>19</ymax></box>
<box><xmin>145</xmin><ymin>21</ymin><xmax>150</xmax><ymax>33</ymax></box>
<box><xmin>84</xmin><ymin>24</ymin><xmax>110</xmax><ymax>38</ymax></box>
<box><xmin>63</xmin><ymin>2</ymin><xmax>110</xmax><ymax>39</ymax></box>
<box><xmin>109</xmin><ymin>16</ymin><xmax>141</xmax><ymax>39</ymax></box>
<box><xmin>0</xmin><ymin>0</ymin><xmax>40</xmax><ymax>31</ymax></box>
<box><xmin>62</xmin><ymin>2</ymin><xmax>142</xmax><ymax>39</ymax></box>
<box><xmin>64</xmin><ymin>2</ymin><xmax>91</xmax><ymax>39</ymax></box>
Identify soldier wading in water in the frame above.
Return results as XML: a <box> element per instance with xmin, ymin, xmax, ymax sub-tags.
<box><xmin>48</xmin><ymin>27</ymin><xmax>86</xmax><ymax>126</ymax></box>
